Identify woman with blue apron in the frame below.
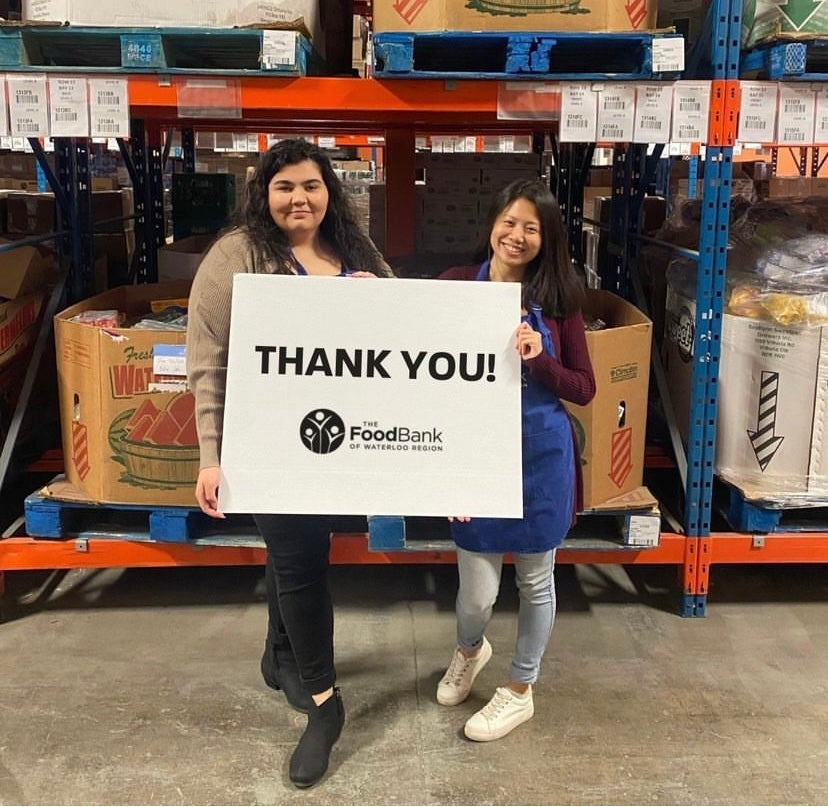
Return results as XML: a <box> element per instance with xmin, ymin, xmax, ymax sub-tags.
<box><xmin>436</xmin><ymin>179</ymin><xmax>596</xmax><ymax>742</ymax></box>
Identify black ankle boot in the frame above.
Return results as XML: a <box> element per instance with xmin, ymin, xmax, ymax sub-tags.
<box><xmin>260</xmin><ymin>647</ymin><xmax>313</xmax><ymax>714</ymax></box>
<box><xmin>289</xmin><ymin>688</ymin><xmax>345</xmax><ymax>788</ymax></box>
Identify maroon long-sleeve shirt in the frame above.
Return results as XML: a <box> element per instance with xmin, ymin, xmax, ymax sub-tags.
<box><xmin>439</xmin><ymin>264</ymin><xmax>596</xmax><ymax>514</ymax></box>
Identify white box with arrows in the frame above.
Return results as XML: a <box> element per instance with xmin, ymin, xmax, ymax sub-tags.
<box><xmin>716</xmin><ymin>313</ymin><xmax>828</xmax><ymax>503</ymax></box>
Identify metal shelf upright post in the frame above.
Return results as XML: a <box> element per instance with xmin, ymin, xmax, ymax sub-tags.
<box><xmin>683</xmin><ymin>0</ymin><xmax>742</xmax><ymax>615</ymax></box>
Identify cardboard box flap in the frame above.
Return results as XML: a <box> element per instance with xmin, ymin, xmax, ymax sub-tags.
<box><xmin>55</xmin><ymin>280</ymin><xmax>192</xmax><ymax>324</ymax></box>
<box><xmin>584</xmin><ymin>288</ymin><xmax>653</xmax><ymax>328</ymax></box>
<box><xmin>0</xmin><ymin>240</ymin><xmax>57</xmax><ymax>300</ymax></box>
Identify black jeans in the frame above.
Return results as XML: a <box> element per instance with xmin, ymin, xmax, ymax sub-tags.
<box><xmin>255</xmin><ymin>514</ymin><xmax>365</xmax><ymax>696</ymax></box>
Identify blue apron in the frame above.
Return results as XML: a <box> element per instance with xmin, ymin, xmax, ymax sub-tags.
<box><xmin>451</xmin><ymin>261</ymin><xmax>576</xmax><ymax>554</ymax></box>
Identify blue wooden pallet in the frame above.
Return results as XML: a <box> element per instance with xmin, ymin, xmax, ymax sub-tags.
<box><xmin>24</xmin><ymin>487</ymin><xmax>258</xmax><ymax>543</ymax></box>
<box><xmin>722</xmin><ymin>484</ymin><xmax>828</xmax><ymax>533</ymax></box>
<box><xmin>741</xmin><ymin>38</ymin><xmax>828</xmax><ymax>80</ymax></box>
<box><xmin>369</xmin><ymin>511</ymin><xmax>661</xmax><ymax>552</ymax></box>
<box><xmin>372</xmin><ymin>30</ymin><xmax>684</xmax><ymax>80</ymax></box>
<box><xmin>0</xmin><ymin>25</ymin><xmax>321</xmax><ymax>75</ymax></box>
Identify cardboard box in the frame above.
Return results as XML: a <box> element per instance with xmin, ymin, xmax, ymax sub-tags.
<box><xmin>23</xmin><ymin>0</ymin><xmax>322</xmax><ymax>45</ymax></box>
<box><xmin>0</xmin><ymin>293</ymin><xmax>45</xmax><ymax>371</ymax></box>
<box><xmin>5</xmin><ymin>192</ymin><xmax>56</xmax><ymax>235</ymax></box>
<box><xmin>0</xmin><ymin>240</ymin><xmax>55</xmax><ymax>300</ymax></box>
<box><xmin>54</xmin><ymin>281</ymin><xmax>197</xmax><ymax>506</ymax></box>
<box><xmin>157</xmin><ymin>234</ymin><xmax>215</xmax><ymax>281</ymax></box>
<box><xmin>716</xmin><ymin>313</ymin><xmax>828</xmax><ymax>498</ymax></box>
<box><xmin>373</xmin><ymin>0</ymin><xmax>657</xmax><ymax>33</ymax></box>
<box><xmin>565</xmin><ymin>289</ymin><xmax>653</xmax><ymax>508</ymax></box>
<box><xmin>742</xmin><ymin>0</ymin><xmax>828</xmax><ymax>48</ymax></box>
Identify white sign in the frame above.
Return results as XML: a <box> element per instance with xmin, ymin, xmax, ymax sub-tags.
<box><xmin>815</xmin><ymin>86</ymin><xmax>828</xmax><ymax>144</ymax></box>
<box><xmin>738</xmin><ymin>81</ymin><xmax>777</xmax><ymax>144</ymax></box>
<box><xmin>559</xmin><ymin>82</ymin><xmax>598</xmax><ymax>142</ymax></box>
<box><xmin>89</xmin><ymin>78</ymin><xmax>129</xmax><ymax>138</ymax></box>
<box><xmin>48</xmin><ymin>76</ymin><xmax>89</xmax><ymax>138</ymax></box>
<box><xmin>7</xmin><ymin>74</ymin><xmax>49</xmax><ymax>138</ymax></box>
<box><xmin>219</xmin><ymin>275</ymin><xmax>524</xmax><ymax>517</ymax></box>
<box><xmin>634</xmin><ymin>83</ymin><xmax>673</xmax><ymax>144</ymax></box>
<box><xmin>0</xmin><ymin>76</ymin><xmax>9</xmax><ymax>137</ymax></box>
<box><xmin>776</xmin><ymin>83</ymin><xmax>816</xmax><ymax>145</ymax></box>
<box><xmin>651</xmin><ymin>37</ymin><xmax>685</xmax><ymax>73</ymax></box>
<box><xmin>596</xmin><ymin>83</ymin><xmax>636</xmax><ymax>143</ymax></box>
<box><xmin>671</xmin><ymin>81</ymin><xmax>712</xmax><ymax>143</ymax></box>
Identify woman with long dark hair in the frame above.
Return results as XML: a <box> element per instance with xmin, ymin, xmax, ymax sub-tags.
<box><xmin>187</xmin><ymin>139</ymin><xmax>392</xmax><ymax>788</ymax></box>
<box><xmin>436</xmin><ymin>178</ymin><xmax>595</xmax><ymax>742</ymax></box>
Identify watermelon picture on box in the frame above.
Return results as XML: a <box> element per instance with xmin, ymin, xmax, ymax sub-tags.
<box><xmin>108</xmin><ymin>391</ymin><xmax>200</xmax><ymax>489</ymax></box>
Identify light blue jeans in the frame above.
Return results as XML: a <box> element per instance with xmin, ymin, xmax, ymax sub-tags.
<box><xmin>455</xmin><ymin>546</ymin><xmax>557</xmax><ymax>685</ymax></box>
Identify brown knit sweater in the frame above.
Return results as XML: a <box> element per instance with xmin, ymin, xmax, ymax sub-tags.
<box><xmin>186</xmin><ymin>228</ymin><xmax>391</xmax><ymax>469</ymax></box>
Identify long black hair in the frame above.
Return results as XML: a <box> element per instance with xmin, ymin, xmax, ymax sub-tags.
<box><xmin>474</xmin><ymin>178</ymin><xmax>585</xmax><ymax>317</ymax></box>
<box><xmin>238</xmin><ymin>138</ymin><xmax>391</xmax><ymax>276</ymax></box>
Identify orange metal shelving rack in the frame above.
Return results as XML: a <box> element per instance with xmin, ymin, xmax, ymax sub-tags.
<box><xmin>2</xmin><ymin>75</ymin><xmax>827</xmax><ymax>617</ymax></box>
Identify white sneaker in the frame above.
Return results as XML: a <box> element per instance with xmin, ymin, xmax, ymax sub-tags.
<box><xmin>436</xmin><ymin>637</ymin><xmax>493</xmax><ymax>706</ymax></box>
<box><xmin>464</xmin><ymin>685</ymin><xmax>534</xmax><ymax>742</ymax></box>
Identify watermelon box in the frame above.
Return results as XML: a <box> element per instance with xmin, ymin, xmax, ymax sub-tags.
<box><xmin>53</xmin><ymin>280</ymin><xmax>198</xmax><ymax>506</ymax></box>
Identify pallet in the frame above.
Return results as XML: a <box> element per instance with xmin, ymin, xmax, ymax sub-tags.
<box><xmin>368</xmin><ymin>506</ymin><xmax>662</xmax><ymax>552</ymax></box>
<box><xmin>722</xmin><ymin>483</ymin><xmax>828</xmax><ymax>534</ymax></box>
<box><xmin>741</xmin><ymin>37</ymin><xmax>828</xmax><ymax>81</ymax></box>
<box><xmin>24</xmin><ymin>486</ymin><xmax>261</xmax><ymax>544</ymax></box>
<box><xmin>0</xmin><ymin>24</ymin><xmax>321</xmax><ymax>75</ymax></box>
<box><xmin>372</xmin><ymin>30</ymin><xmax>684</xmax><ymax>80</ymax></box>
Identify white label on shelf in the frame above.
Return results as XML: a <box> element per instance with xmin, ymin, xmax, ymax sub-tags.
<box><xmin>814</xmin><ymin>86</ymin><xmax>828</xmax><ymax>144</ymax></box>
<box><xmin>0</xmin><ymin>76</ymin><xmax>9</xmax><ymax>137</ymax></box>
<box><xmin>0</xmin><ymin>136</ymin><xmax>11</xmax><ymax>149</ymax></box>
<box><xmin>89</xmin><ymin>78</ymin><xmax>129</xmax><ymax>139</ymax></box>
<box><xmin>651</xmin><ymin>37</ymin><xmax>685</xmax><ymax>73</ymax></box>
<box><xmin>596</xmin><ymin>83</ymin><xmax>636</xmax><ymax>143</ymax></box>
<box><xmin>262</xmin><ymin>30</ymin><xmax>297</xmax><ymax>70</ymax></box>
<box><xmin>559</xmin><ymin>82</ymin><xmax>597</xmax><ymax>142</ymax></box>
<box><xmin>776</xmin><ymin>83</ymin><xmax>816</xmax><ymax>145</ymax></box>
<box><xmin>318</xmin><ymin>136</ymin><xmax>336</xmax><ymax>149</ymax></box>
<box><xmin>738</xmin><ymin>81</ymin><xmax>777</xmax><ymax>145</ymax></box>
<box><xmin>48</xmin><ymin>76</ymin><xmax>89</xmax><ymax>138</ymax></box>
<box><xmin>671</xmin><ymin>81</ymin><xmax>711</xmax><ymax>143</ymax></box>
<box><xmin>7</xmin><ymin>74</ymin><xmax>49</xmax><ymax>139</ymax></box>
<box><xmin>634</xmin><ymin>83</ymin><xmax>673</xmax><ymax>144</ymax></box>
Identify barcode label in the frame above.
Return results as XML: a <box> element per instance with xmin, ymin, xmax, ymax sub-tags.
<box><xmin>97</xmin><ymin>93</ymin><xmax>120</xmax><ymax>106</ymax></box>
<box><xmin>54</xmin><ymin>108</ymin><xmax>78</xmax><ymax>122</ymax></box>
<box><xmin>679</xmin><ymin>100</ymin><xmax>701</xmax><ymax>112</ymax></box>
<box><xmin>603</xmin><ymin>99</ymin><xmax>626</xmax><ymax>110</ymax></box>
<box><xmin>14</xmin><ymin>89</ymin><xmax>39</xmax><ymax>104</ymax></box>
<box><xmin>15</xmin><ymin>121</ymin><xmax>40</xmax><ymax>133</ymax></box>
<box><xmin>659</xmin><ymin>61</ymin><xmax>682</xmax><ymax>71</ymax></box>
<box><xmin>784</xmin><ymin>99</ymin><xmax>806</xmax><ymax>114</ymax></box>
<box><xmin>744</xmin><ymin>115</ymin><xmax>767</xmax><ymax>130</ymax></box>
<box><xmin>782</xmin><ymin>128</ymin><xmax>806</xmax><ymax>141</ymax></box>
<box><xmin>96</xmin><ymin>121</ymin><xmax>120</xmax><ymax>133</ymax></box>
<box><xmin>678</xmin><ymin>124</ymin><xmax>699</xmax><ymax>138</ymax></box>
<box><xmin>601</xmin><ymin>125</ymin><xmax>622</xmax><ymax>137</ymax></box>
<box><xmin>640</xmin><ymin>115</ymin><xmax>662</xmax><ymax>130</ymax></box>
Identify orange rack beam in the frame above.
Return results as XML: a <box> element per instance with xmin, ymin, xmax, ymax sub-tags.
<box><xmin>0</xmin><ymin>532</ymin><xmax>690</xmax><ymax>570</ymax></box>
<box><xmin>127</xmin><ymin>76</ymin><xmax>511</xmax><ymax>128</ymax></box>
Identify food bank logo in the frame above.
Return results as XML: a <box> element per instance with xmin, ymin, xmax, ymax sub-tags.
<box><xmin>300</xmin><ymin>409</ymin><xmax>346</xmax><ymax>454</ymax></box>
<box><xmin>300</xmin><ymin>409</ymin><xmax>446</xmax><ymax>455</ymax></box>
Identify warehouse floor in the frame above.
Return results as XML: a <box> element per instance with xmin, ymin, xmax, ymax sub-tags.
<box><xmin>0</xmin><ymin>561</ymin><xmax>826</xmax><ymax>806</ymax></box>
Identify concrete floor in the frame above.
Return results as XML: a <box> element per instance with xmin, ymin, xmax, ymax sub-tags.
<box><xmin>0</xmin><ymin>561</ymin><xmax>826</xmax><ymax>806</ymax></box>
